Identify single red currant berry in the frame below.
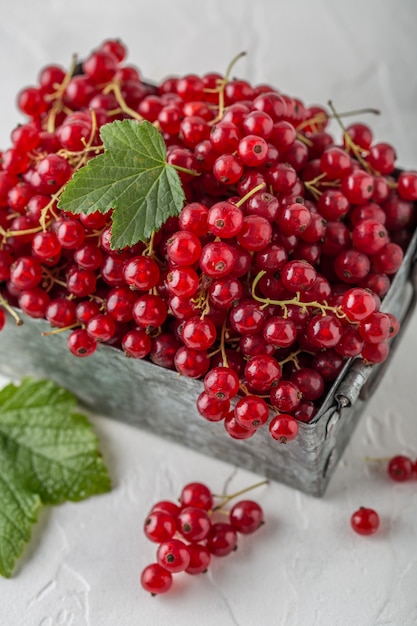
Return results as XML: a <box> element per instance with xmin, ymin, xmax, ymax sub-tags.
<box><xmin>140</xmin><ymin>563</ymin><xmax>173</xmax><ymax>595</ymax></box>
<box><xmin>229</xmin><ymin>500</ymin><xmax>264</xmax><ymax>534</ymax></box>
<box><xmin>157</xmin><ymin>539</ymin><xmax>191</xmax><ymax>573</ymax></box>
<box><xmin>205</xmin><ymin>522</ymin><xmax>238</xmax><ymax>557</ymax></box>
<box><xmin>185</xmin><ymin>543</ymin><xmax>211</xmax><ymax>575</ymax></box>
<box><xmin>229</xmin><ymin>299</ymin><xmax>266</xmax><ymax>335</ymax></box>
<box><xmin>197</xmin><ymin>392</ymin><xmax>230</xmax><ymax>422</ymax></box>
<box><xmin>174</xmin><ymin>346</ymin><xmax>210</xmax><ymax>378</ymax></box>
<box><xmin>305</xmin><ymin>314</ymin><xmax>343</xmax><ymax>348</ymax></box>
<box><xmin>237</xmin><ymin>134</ymin><xmax>269</xmax><ymax>167</ymax></box>
<box><xmin>361</xmin><ymin>341</ymin><xmax>390</xmax><ymax>364</ymax></box>
<box><xmin>179</xmin><ymin>202</ymin><xmax>209</xmax><ymax>236</ymax></box>
<box><xmin>182</xmin><ymin>316</ymin><xmax>217</xmax><ymax>351</ymax></box>
<box><xmin>236</xmin><ymin>215</ymin><xmax>272</xmax><ymax>252</ymax></box>
<box><xmin>263</xmin><ymin>316</ymin><xmax>298</xmax><ymax>349</ymax></box>
<box><xmin>350</xmin><ymin>507</ymin><xmax>380</xmax><ymax>535</ymax></box>
<box><xmin>244</xmin><ymin>355</ymin><xmax>281</xmax><ymax>393</ymax></box>
<box><xmin>387</xmin><ymin>455</ymin><xmax>414</xmax><ymax>482</ymax></box>
<box><xmin>199</xmin><ymin>241</ymin><xmax>237</xmax><ymax>277</ymax></box>
<box><xmin>204</xmin><ymin>366</ymin><xmax>240</xmax><ymax>401</ymax></box>
<box><xmin>18</xmin><ymin>288</ymin><xmax>50</xmax><ymax>318</ymax></box>
<box><xmin>341</xmin><ymin>170</ymin><xmax>374</xmax><ymax>204</ymax></box>
<box><xmin>179</xmin><ymin>482</ymin><xmax>213</xmax><ymax>511</ymax></box>
<box><xmin>277</xmin><ymin>202</ymin><xmax>311</xmax><ymax>236</ymax></box>
<box><xmin>177</xmin><ymin>507</ymin><xmax>212</xmax><ymax>542</ymax></box>
<box><xmin>144</xmin><ymin>510</ymin><xmax>177</xmax><ymax>543</ymax></box>
<box><xmin>320</xmin><ymin>146</ymin><xmax>352</xmax><ymax>179</ymax></box>
<box><xmin>340</xmin><ymin>288</ymin><xmax>376</xmax><ymax>322</ymax></box>
<box><xmin>359</xmin><ymin>312</ymin><xmax>391</xmax><ymax>344</ymax></box>
<box><xmin>224</xmin><ymin>411</ymin><xmax>257</xmax><ymax>440</ymax></box>
<box><xmin>86</xmin><ymin>313</ymin><xmax>116</xmax><ymax>342</ymax></box>
<box><xmin>281</xmin><ymin>260</ymin><xmax>317</xmax><ymax>292</ymax></box>
<box><xmin>372</xmin><ymin>243</ymin><xmax>404</xmax><ymax>275</ymax></box>
<box><xmin>352</xmin><ymin>219</ymin><xmax>388</xmax><ymax>255</ymax></box>
<box><xmin>397</xmin><ymin>171</ymin><xmax>417</xmax><ymax>201</ymax></box>
<box><xmin>269</xmin><ymin>413</ymin><xmax>299</xmax><ymax>443</ymax></box>
<box><xmin>123</xmin><ymin>256</ymin><xmax>160</xmax><ymax>290</ymax></box>
<box><xmin>166</xmin><ymin>230</ymin><xmax>202</xmax><ymax>266</ymax></box>
<box><xmin>345</xmin><ymin>123</ymin><xmax>373</xmax><ymax>150</ymax></box>
<box><xmin>270</xmin><ymin>380</ymin><xmax>302</xmax><ymax>413</ymax></box>
<box><xmin>207</xmin><ymin>201</ymin><xmax>243</xmax><ymax>238</ymax></box>
<box><xmin>234</xmin><ymin>395</ymin><xmax>270</xmax><ymax>429</ymax></box>
<box><xmin>367</xmin><ymin>142</ymin><xmax>396</xmax><ymax>175</ymax></box>
<box><xmin>122</xmin><ymin>329</ymin><xmax>152</xmax><ymax>359</ymax></box>
<box><xmin>67</xmin><ymin>329</ymin><xmax>97</xmax><ymax>357</ymax></box>
<box><xmin>132</xmin><ymin>294</ymin><xmax>167</xmax><ymax>329</ymax></box>
<box><xmin>213</xmin><ymin>154</ymin><xmax>243</xmax><ymax>185</ymax></box>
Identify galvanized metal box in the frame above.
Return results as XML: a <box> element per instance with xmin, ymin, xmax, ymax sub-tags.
<box><xmin>0</xmin><ymin>230</ymin><xmax>416</xmax><ymax>497</ymax></box>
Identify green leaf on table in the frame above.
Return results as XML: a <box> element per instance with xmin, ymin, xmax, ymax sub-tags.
<box><xmin>58</xmin><ymin>119</ymin><xmax>186</xmax><ymax>250</ymax></box>
<box><xmin>0</xmin><ymin>378</ymin><xmax>111</xmax><ymax>578</ymax></box>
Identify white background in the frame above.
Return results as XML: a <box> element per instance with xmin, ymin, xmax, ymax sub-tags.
<box><xmin>0</xmin><ymin>1</ymin><xmax>417</xmax><ymax>625</ymax></box>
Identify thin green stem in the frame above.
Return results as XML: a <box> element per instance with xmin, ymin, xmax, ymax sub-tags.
<box><xmin>0</xmin><ymin>295</ymin><xmax>23</xmax><ymax>325</ymax></box>
<box><xmin>236</xmin><ymin>182</ymin><xmax>267</xmax><ymax>207</ymax></box>
<box><xmin>171</xmin><ymin>164</ymin><xmax>201</xmax><ymax>177</ymax></box>
<box><xmin>251</xmin><ymin>270</ymin><xmax>346</xmax><ymax>318</ymax></box>
<box><xmin>212</xmin><ymin>479</ymin><xmax>268</xmax><ymax>511</ymax></box>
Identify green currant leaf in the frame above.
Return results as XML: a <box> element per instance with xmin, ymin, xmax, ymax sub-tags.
<box><xmin>0</xmin><ymin>452</ymin><xmax>40</xmax><ymax>578</ymax></box>
<box><xmin>58</xmin><ymin>119</ymin><xmax>185</xmax><ymax>250</ymax></box>
<box><xmin>0</xmin><ymin>378</ymin><xmax>111</xmax><ymax>577</ymax></box>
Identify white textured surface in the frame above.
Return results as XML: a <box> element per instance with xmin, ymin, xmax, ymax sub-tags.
<box><xmin>0</xmin><ymin>1</ymin><xmax>417</xmax><ymax>624</ymax></box>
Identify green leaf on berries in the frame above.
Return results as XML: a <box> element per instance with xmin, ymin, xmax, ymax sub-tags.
<box><xmin>58</xmin><ymin>119</ymin><xmax>185</xmax><ymax>249</ymax></box>
<box><xmin>0</xmin><ymin>378</ymin><xmax>111</xmax><ymax>577</ymax></box>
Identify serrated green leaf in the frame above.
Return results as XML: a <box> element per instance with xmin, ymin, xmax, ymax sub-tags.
<box><xmin>0</xmin><ymin>378</ymin><xmax>111</xmax><ymax>577</ymax></box>
<box><xmin>58</xmin><ymin>119</ymin><xmax>185</xmax><ymax>249</ymax></box>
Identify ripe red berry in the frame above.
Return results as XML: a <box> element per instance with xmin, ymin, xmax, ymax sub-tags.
<box><xmin>177</xmin><ymin>507</ymin><xmax>212</xmax><ymax>542</ymax></box>
<box><xmin>229</xmin><ymin>500</ymin><xmax>264</xmax><ymax>534</ymax></box>
<box><xmin>205</xmin><ymin>522</ymin><xmax>238</xmax><ymax>557</ymax></box>
<box><xmin>350</xmin><ymin>507</ymin><xmax>380</xmax><ymax>535</ymax></box>
<box><xmin>268</xmin><ymin>414</ymin><xmax>299</xmax><ymax>443</ymax></box>
<box><xmin>179</xmin><ymin>482</ymin><xmax>213</xmax><ymax>511</ymax></box>
<box><xmin>144</xmin><ymin>510</ymin><xmax>177</xmax><ymax>543</ymax></box>
<box><xmin>141</xmin><ymin>563</ymin><xmax>173</xmax><ymax>595</ymax></box>
<box><xmin>387</xmin><ymin>455</ymin><xmax>414</xmax><ymax>482</ymax></box>
<box><xmin>157</xmin><ymin>539</ymin><xmax>191</xmax><ymax>573</ymax></box>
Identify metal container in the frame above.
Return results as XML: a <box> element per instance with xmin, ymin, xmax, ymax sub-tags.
<box><xmin>0</xmin><ymin>230</ymin><xmax>416</xmax><ymax>496</ymax></box>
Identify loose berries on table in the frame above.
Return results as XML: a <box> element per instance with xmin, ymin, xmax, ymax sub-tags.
<box><xmin>140</xmin><ymin>480</ymin><xmax>266</xmax><ymax>595</ymax></box>
<box><xmin>0</xmin><ymin>38</ymin><xmax>410</xmax><ymax>447</ymax></box>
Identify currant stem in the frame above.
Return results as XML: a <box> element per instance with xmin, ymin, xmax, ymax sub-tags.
<box><xmin>296</xmin><ymin>105</ymin><xmax>381</xmax><ymax>132</ymax></box>
<box><xmin>45</xmin><ymin>54</ymin><xmax>78</xmax><ymax>133</ymax></box>
<box><xmin>171</xmin><ymin>163</ymin><xmax>201</xmax><ymax>177</ymax></box>
<box><xmin>278</xmin><ymin>349</ymin><xmax>303</xmax><ymax>370</ymax></box>
<box><xmin>209</xmin><ymin>51</ymin><xmax>247</xmax><ymax>124</ymax></box>
<box><xmin>211</xmin><ymin>478</ymin><xmax>268</xmax><ymax>511</ymax></box>
<box><xmin>327</xmin><ymin>100</ymin><xmax>372</xmax><ymax>173</ymax></box>
<box><xmin>251</xmin><ymin>270</ymin><xmax>346</xmax><ymax>318</ymax></box>
<box><xmin>0</xmin><ymin>296</ymin><xmax>23</xmax><ymax>325</ymax></box>
<box><xmin>104</xmin><ymin>82</ymin><xmax>144</xmax><ymax>122</ymax></box>
<box><xmin>236</xmin><ymin>182</ymin><xmax>267</xmax><ymax>207</ymax></box>
<box><xmin>41</xmin><ymin>322</ymin><xmax>80</xmax><ymax>336</ymax></box>
<box><xmin>220</xmin><ymin>318</ymin><xmax>229</xmax><ymax>368</ymax></box>
<box><xmin>224</xmin><ymin>51</ymin><xmax>247</xmax><ymax>83</ymax></box>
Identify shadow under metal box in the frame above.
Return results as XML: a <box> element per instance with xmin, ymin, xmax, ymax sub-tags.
<box><xmin>0</xmin><ymin>230</ymin><xmax>416</xmax><ymax>497</ymax></box>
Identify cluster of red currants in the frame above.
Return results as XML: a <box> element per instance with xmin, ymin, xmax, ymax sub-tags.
<box><xmin>0</xmin><ymin>39</ymin><xmax>416</xmax><ymax>443</ymax></box>
<box><xmin>140</xmin><ymin>481</ymin><xmax>265</xmax><ymax>595</ymax></box>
